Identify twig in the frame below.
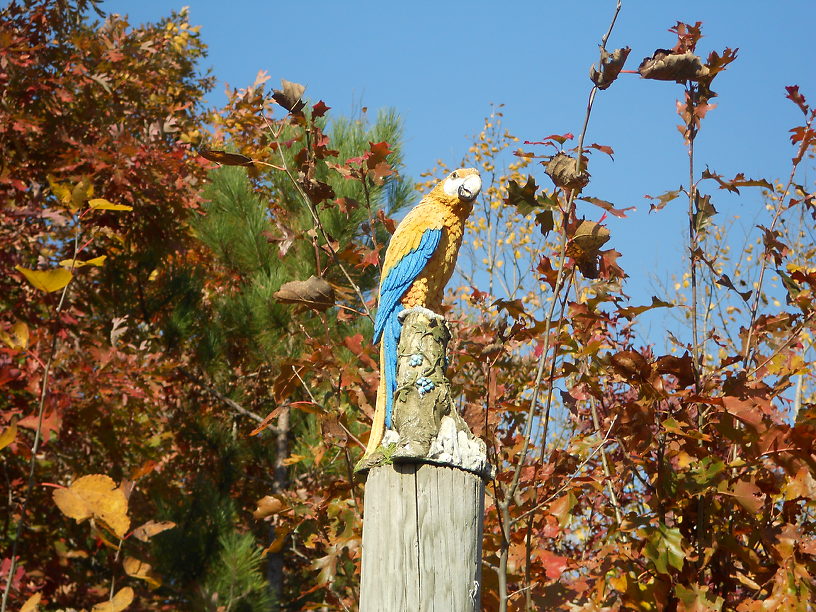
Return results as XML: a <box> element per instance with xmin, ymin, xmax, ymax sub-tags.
<box><xmin>177</xmin><ymin>367</ymin><xmax>269</xmax><ymax>425</ymax></box>
<box><xmin>590</xmin><ymin>402</ymin><xmax>622</xmax><ymax>525</ymax></box>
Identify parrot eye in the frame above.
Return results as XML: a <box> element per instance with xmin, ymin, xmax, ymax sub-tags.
<box><xmin>451</xmin><ymin>171</ymin><xmax>458</xmax><ymax>178</ymax></box>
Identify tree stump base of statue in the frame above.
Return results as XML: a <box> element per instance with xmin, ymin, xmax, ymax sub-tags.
<box><xmin>355</xmin><ymin>307</ymin><xmax>492</xmax><ymax>478</ymax></box>
<box><xmin>356</xmin><ymin>308</ymin><xmax>491</xmax><ymax>611</ymax></box>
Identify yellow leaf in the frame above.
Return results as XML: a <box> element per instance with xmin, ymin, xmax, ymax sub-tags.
<box><xmin>281</xmin><ymin>454</ymin><xmax>306</xmax><ymax>466</ymax></box>
<box><xmin>47</xmin><ymin>174</ymin><xmax>73</xmax><ymax>208</ymax></box>
<box><xmin>59</xmin><ymin>255</ymin><xmax>107</xmax><ymax>268</ymax></box>
<box><xmin>12</xmin><ymin>321</ymin><xmax>29</xmax><ymax>349</ymax></box>
<box><xmin>20</xmin><ymin>591</ymin><xmax>41</xmax><ymax>612</ymax></box>
<box><xmin>91</xmin><ymin>586</ymin><xmax>134</xmax><ymax>612</ymax></box>
<box><xmin>15</xmin><ymin>266</ymin><xmax>73</xmax><ymax>293</ymax></box>
<box><xmin>52</xmin><ymin>474</ymin><xmax>131</xmax><ymax>538</ymax></box>
<box><xmin>0</xmin><ymin>417</ymin><xmax>18</xmax><ymax>451</ymax></box>
<box><xmin>71</xmin><ymin>177</ymin><xmax>94</xmax><ymax>210</ymax></box>
<box><xmin>46</xmin><ymin>175</ymin><xmax>93</xmax><ymax>211</ymax></box>
<box><xmin>88</xmin><ymin>198</ymin><xmax>133</xmax><ymax>211</ymax></box>
<box><xmin>263</xmin><ymin>529</ymin><xmax>290</xmax><ymax>555</ymax></box>
<box><xmin>0</xmin><ymin>322</ymin><xmax>28</xmax><ymax>350</ymax></box>
<box><xmin>131</xmin><ymin>520</ymin><xmax>176</xmax><ymax>542</ymax></box>
<box><xmin>123</xmin><ymin>556</ymin><xmax>162</xmax><ymax>589</ymax></box>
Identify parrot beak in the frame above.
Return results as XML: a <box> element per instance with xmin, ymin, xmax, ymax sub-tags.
<box><xmin>457</xmin><ymin>174</ymin><xmax>481</xmax><ymax>202</ymax></box>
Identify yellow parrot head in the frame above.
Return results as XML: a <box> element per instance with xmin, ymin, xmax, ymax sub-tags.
<box><xmin>432</xmin><ymin>168</ymin><xmax>482</xmax><ymax>206</ymax></box>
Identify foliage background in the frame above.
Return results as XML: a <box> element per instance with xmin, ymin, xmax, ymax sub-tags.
<box><xmin>2</xmin><ymin>1</ymin><xmax>816</xmax><ymax>611</ymax></box>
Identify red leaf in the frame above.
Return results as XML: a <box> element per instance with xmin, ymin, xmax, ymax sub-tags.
<box><xmin>366</xmin><ymin>141</ymin><xmax>392</xmax><ymax>169</ymax></box>
<box><xmin>538</xmin><ymin>549</ymin><xmax>569</xmax><ymax>580</ymax></box>
<box><xmin>785</xmin><ymin>85</ymin><xmax>808</xmax><ymax>115</ymax></box>
<box><xmin>312</xmin><ymin>100</ymin><xmax>330</xmax><ymax>117</ymax></box>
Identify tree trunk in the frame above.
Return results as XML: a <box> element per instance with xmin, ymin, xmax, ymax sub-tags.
<box><xmin>359</xmin><ymin>462</ymin><xmax>485</xmax><ymax>611</ymax></box>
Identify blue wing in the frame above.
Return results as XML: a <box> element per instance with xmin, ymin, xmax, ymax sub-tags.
<box><xmin>374</xmin><ymin>228</ymin><xmax>442</xmax><ymax>427</ymax></box>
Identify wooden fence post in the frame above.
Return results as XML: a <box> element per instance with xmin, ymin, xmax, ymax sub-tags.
<box><xmin>357</xmin><ymin>308</ymin><xmax>491</xmax><ymax>611</ymax></box>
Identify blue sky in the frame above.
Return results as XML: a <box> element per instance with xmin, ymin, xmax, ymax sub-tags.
<box><xmin>105</xmin><ymin>1</ymin><xmax>814</xmax><ymax>318</ymax></box>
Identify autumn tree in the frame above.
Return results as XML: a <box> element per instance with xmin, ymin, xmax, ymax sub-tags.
<box><xmin>3</xmin><ymin>1</ymin><xmax>816</xmax><ymax>610</ymax></box>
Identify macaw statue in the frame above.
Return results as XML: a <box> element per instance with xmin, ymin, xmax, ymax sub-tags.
<box><xmin>364</xmin><ymin>168</ymin><xmax>482</xmax><ymax>457</ymax></box>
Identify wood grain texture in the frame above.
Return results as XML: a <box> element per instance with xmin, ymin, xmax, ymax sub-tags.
<box><xmin>359</xmin><ymin>463</ymin><xmax>485</xmax><ymax>611</ymax></box>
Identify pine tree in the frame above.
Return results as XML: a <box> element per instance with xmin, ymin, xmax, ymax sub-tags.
<box><xmin>149</xmin><ymin>108</ymin><xmax>411</xmax><ymax>607</ymax></box>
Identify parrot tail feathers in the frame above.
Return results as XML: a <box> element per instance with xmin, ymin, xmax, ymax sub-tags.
<box><xmin>382</xmin><ymin>309</ymin><xmax>402</xmax><ymax>428</ymax></box>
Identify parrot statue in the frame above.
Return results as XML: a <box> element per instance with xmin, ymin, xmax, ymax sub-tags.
<box><xmin>364</xmin><ymin>168</ymin><xmax>482</xmax><ymax>457</ymax></box>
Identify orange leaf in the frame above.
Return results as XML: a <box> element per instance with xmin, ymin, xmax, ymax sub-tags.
<box><xmin>253</xmin><ymin>495</ymin><xmax>287</xmax><ymax>519</ymax></box>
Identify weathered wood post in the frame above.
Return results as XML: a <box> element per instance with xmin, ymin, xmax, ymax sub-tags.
<box><xmin>356</xmin><ymin>308</ymin><xmax>492</xmax><ymax>611</ymax></box>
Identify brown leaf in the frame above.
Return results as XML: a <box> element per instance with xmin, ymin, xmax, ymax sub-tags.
<box><xmin>199</xmin><ymin>149</ymin><xmax>254</xmax><ymax>166</ymax></box>
<box><xmin>273</xmin><ymin>276</ymin><xmax>336</xmax><ymax>311</ymax></box>
<box><xmin>730</xmin><ymin>479</ymin><xmax>763</xmax><ymax>514</ymax></box>
<box><xmin>544</xmin><ymin>153</ymin><xmax>589</xmax><ymax>192</ymax></box>
<box><xmin>272</xmin><ymin>79</ymin><xmax>306</xmax><ymax>114</ymax></box>
<box><xmin>53</xmin><ymin>474</ymin><xmax>130</xmax><ymax>539</ymax></box>
<box><xmin>320</xmin><ymin>414</ymin><xmax>348</xmax><ymax>446</ymax></box>
<box><xmin>566</xmin><ymin>220</ymin><xmax>611</xmax><ymax>273</ymax></box>
<box><xmin>130</xmin><ymin>520</ymin><xmax>176</xmax><ymax>542</ymax></box>
<box><xmin>589</xmin><ymin>46</ymin><xmax>631</xmax><ymax>90</ymax></box>
<box><xmin>639</xmin><ymin>50</ymin><xmax>710</xmax><ymax>82</ymax></box>
<box><xmin>611</xmin><ymin>350</ymin><xmax>651</xmax><ymax>381</ymax></box>
<box><xmin>301</xmin><ymin>178</ymin><xmax>335</xmax><ymax>204</ymax></box>
<box><xmin>646</xmin><ymin>188</ymin><xmax>682</xmax><ymax>213</ymax></box>
<box><xmin>577</xmin><ymin>195</ymin><xmax>635</xmax><ymax>218</ymax></box>
<box><xmin>654</xmin><ymin>353</ymin><xmax>695</xmax><ymax>388</ymax></box>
